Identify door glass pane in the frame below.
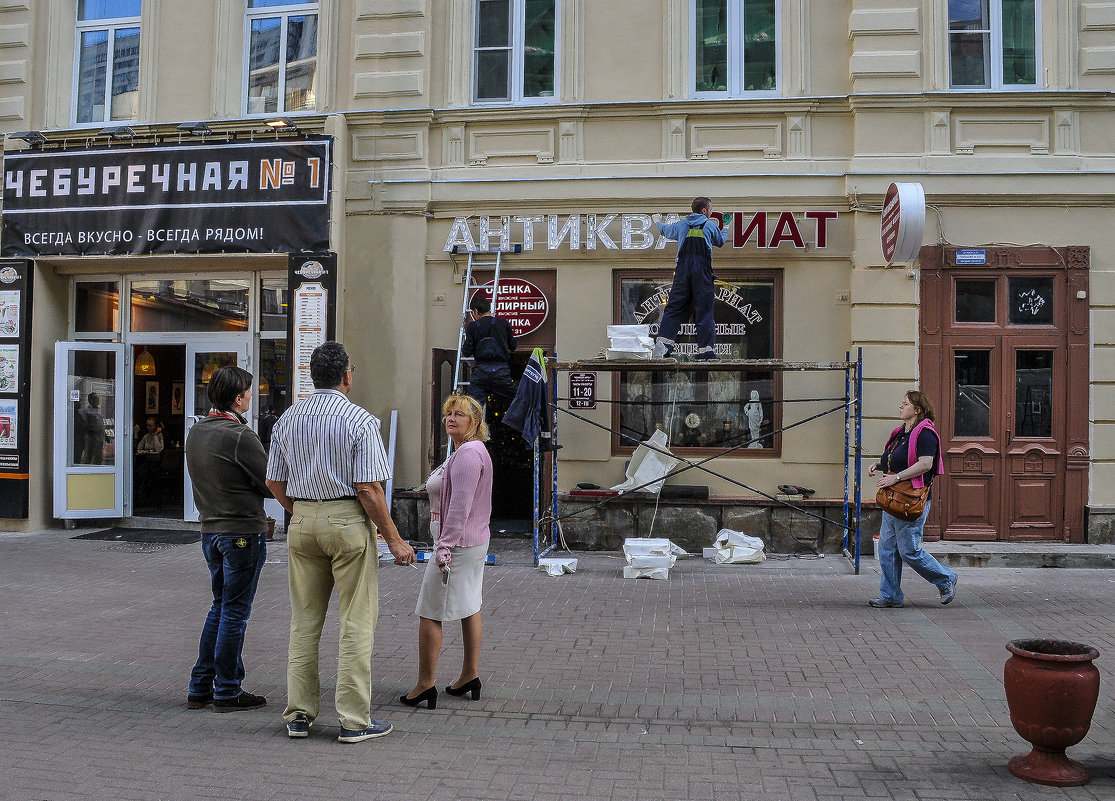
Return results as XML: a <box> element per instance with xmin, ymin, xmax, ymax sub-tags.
<box><xmin>954</xmin><ymin>349</ymin><xmax>990</xmax><ymax>437</ymax></box>
<box><xmin>523</xmin><ymin>0</ymin><xmax>555</xmax><ymax>97</ymax></box>
<box><xmin>130</xmin><ymin>279</ymin><xmax>249</xmax><ymax>332</ymax></box>
<box><xmin>742</xmin><ymin>0</ymin><xmax>777</xmax><ymax>91</ymax></box>
<box><xmin>70</xmin><ymin>351</ymin><xmax>117</xmax><ymax>467</ymax></box>
<box><xmin>260</xmin><ymin>277</ymin><xmax>289</xmax><ymax>332</ymax></box>
<box><xmin>284</xmin><ymin>14</ymin><xmax>317</xmax><ymax>111</ymax></box>
<box><xmin>1009</xmin><ymin>276</ymin><xmax>1054</xmax><ymax>325</ymax></box>
<box><xmin>194</xmin><ymin>351</ymin><xmax>240</xmax><ymax>417</ymax></box>
<box><xmin>1015</xmin><ymin>350</ymin><xmax>1053</xmax><ymax>438</ymax></box>
<box><xmin>75</xmin><ymin>281</ymin><xmax>120</xmax><ymax>333</ymax></box>
<box><xmin>257</xmin><ymin>339</ymin><xmax>289</xmax><ymax>451</ymax></box>
<box><xmin>955</xmin><ymin>279</ymin><xmax>996</xmax><ymax>322</ymax></box>
<box><xmin>695</xmin><ymin>0</ymin><xmax>727</xmax><ymax>92</ymax></box>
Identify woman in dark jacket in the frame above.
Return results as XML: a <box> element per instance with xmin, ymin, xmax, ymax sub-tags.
<box><xmin>867</xmin><ymin>390</ymin><xmax>958</xmax><ymax>609</ymax></box>
<box><xmin>184</xmin><ymin>365</ymin><xmax>271</xmax><ymax>712</ymax></box>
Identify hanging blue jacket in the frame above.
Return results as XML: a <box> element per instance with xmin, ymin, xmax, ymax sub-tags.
<box><xmin>504</xmin><ymin>348</ymin><xmax>549</xmax><ymax>448</ymax></box>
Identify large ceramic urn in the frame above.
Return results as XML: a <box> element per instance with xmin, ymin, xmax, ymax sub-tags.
<box><xmin>1003</xmin><ymin>638</ymin><xmax>1101</xmax><ymax>787</ymax></box>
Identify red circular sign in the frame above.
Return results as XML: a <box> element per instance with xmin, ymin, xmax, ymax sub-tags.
<box><xmin>880</xmin><ymin>183</ymin><xmax>902</xmax><ymax>262</ymax></box>
<box><xmin>470</xmin><ymin>278</ymin><xmax>549</xmax><ymax>338</ymax></box>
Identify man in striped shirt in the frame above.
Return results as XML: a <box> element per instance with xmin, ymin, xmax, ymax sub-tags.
<box><xmin>266</xmin><ymin>341</ymin><xmax>416</xmax><ymax>744</ymax></box>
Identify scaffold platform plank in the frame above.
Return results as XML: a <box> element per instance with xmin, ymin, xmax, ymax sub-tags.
<box><xmin>551</xmin><ymin>358</ymin><xmax>855</xmax><ymax>372</ymax></box>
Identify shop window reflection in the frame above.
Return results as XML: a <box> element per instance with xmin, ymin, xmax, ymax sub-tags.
<box><xmin>130</xmin><ymin>279</ymin><xmax>249</xmax><ymax>332</ymax></box>
<box><xmin>257</xmin><ymin>339</ymin><xmax>289</xmax><ymax>450</ymax></box>
<box><xmin>75</xmin><ymin>281</ymin><xmax>120</xmax><ymax>333</ymax></box>
<box><xmin>69</xmin><ymin>350</ymin><xmax>116</xmax><ymax>468</ymax></box>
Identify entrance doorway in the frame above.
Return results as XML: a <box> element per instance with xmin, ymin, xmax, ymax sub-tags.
<box><xmin>131</xmin><ymin>344</ymin><xmax>185</xmax><ymax>518</ymax></box>
<box><xmin>919</xmin><ymin>246</ymin><xmax>1090</xmax><ymax>542</ymax></box>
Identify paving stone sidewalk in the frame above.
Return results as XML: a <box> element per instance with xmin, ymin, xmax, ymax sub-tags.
<box><xmin>1</xmin><ymin>528</ymin><xmax>1112</xmax><ymax>801</ymax></box>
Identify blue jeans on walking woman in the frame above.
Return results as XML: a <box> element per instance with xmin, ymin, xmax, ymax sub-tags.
<box><xmin>189</xmin><ymin>533</ymin><xmax>266</xmax><ymax>699</ymax></box>
<box><xmin>877</xmin><ymin>501</ymin><xmax>955</xmax><ymax>604</ymax></box>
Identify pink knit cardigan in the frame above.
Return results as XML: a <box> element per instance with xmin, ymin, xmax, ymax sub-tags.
<box><xmin>435</xmin><ymin>440</ymin><xmax>493</xmax><ymax>564</ymax></box>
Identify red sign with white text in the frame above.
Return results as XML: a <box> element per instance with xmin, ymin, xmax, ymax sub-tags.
<box><xmin>470</xmin><ymin>278</ymin><xmax>549</xmax><ymax>338</ymax></box>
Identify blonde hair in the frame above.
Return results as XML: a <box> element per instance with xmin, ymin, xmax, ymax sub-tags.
<box><xmin>443</xmin><ymin>393</ymin><xmax>490</xmax><ymax>442</ymax></box>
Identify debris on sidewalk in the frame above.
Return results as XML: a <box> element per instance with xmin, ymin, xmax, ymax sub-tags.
<box><xmin>538</xmin><ymin>557</ymin><xmax>578</xmax><ymax>576</ymax></box>
<box><xmin>711</xmin><ymin>528</ymin><xmax>765</xmax><ymax>564</ymax></box>
<box><xmin>622</xmin><ymin>537</ymin><xmax>686</xmax><ymax>579</ymax></box>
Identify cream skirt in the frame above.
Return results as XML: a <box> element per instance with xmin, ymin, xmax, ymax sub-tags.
<box><xmin>415</xmin><ymin>522</ymin><xmax>487</xmax><ymax>622</ymax></box>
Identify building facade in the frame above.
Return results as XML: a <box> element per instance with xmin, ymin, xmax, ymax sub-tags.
<box><xmin>1</xmin><ymin>1</ymin><xmax>1113</xmax><ymax>544</ymax></box>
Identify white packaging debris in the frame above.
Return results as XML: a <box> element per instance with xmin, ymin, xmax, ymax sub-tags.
<box><xmin>610</xmin><ymin>430</ymin><xmax>679</xmax><ymax>495</ymax></box>
<box><xmin>538</xmin><ymin>557</ymin><xmax>578</xmax><ymax>576</ymax></box>
<box><xmin>712</xmin><ymin>529</ymin><xmax>766</xmax><ymax>564</ymax></box>
<box><xmin>607</xmin><ymin>325</ymin><xmax>651</xmax><ymax>338</ymax></box>
<box><xmin>623</xmin><ymin>565</ymin><xmax>669</xmax><ymax>580</ymax></box>
<box><xmin>605</xmin><ymin>324</ymin><xmax>655</xmax><ymax>360</ymax></box>
<box><xmin>622</xmin><ymin>537</ymin><xmax>685</xmax><ymax>579</ymax></box>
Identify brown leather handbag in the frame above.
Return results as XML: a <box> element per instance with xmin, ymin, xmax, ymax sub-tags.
<box><xmin>875</xmin><ymin>476</ymin><xmax>929</xmax><ymax>522</ymax></box>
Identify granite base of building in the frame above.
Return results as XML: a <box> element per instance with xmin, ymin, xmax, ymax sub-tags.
<box><xmin>392</xmin><ymin>491</ymin><xmax>881</xmax><ymax>556</ymax></box>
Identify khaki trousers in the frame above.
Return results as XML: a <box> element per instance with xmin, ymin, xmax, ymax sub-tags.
<box><xmin>283</xmin><ymin>499</ymin><xmax>379</xmax><ymax>730</ymax></box>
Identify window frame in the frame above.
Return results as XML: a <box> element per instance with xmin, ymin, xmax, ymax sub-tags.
<box><xmin>948</xmin><ymin>0</ymin><xmax>1042</xmax><ymax>90</ymax></box>
<box><xmin>243</xmin><ymin>0</ymin><xmax>320</xmax><ymax>117</ymax></box>
<box><xmin>611</xmin><ymin>268</ymin><xmax>784</xmax><ymax>458</ymax></box>
<box><xmin>472</xmin><ymin>0</ymin><xmax>560</xmax><ymax>106</ymax></box>
<box><xmin>71</xmin><ymin>2</ymin><xmax>142</xmax><ymax>126</ymax></box>
<box><xmin>690</xmin><ymin>0</ymin><xmax>781</xmax><ymax>99</ymax></box>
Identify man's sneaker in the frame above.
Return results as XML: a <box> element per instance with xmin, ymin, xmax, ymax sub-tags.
<box><xmin>694</xmin><ymin>351</ymin><xmax>719</xmax><ymax>361</ymax></box>
<box><xmin>213</xmin><ymin>691</ymin><xmax>266</xmax><ymax>713</ymax></box>
<box><xmin>940</xmin><ymin>576</ymin><xmax>958</xmax><ymax>605</ymax></box>
<box><xmin>337</xmin><ymin>719</ymin><xmax>393</xmax><ymax>743</ymax></box>
<box><xmin>868</xmin><ymin>597</ymin><xmax>904</xmax><ymax>608</ymax></box>
<box><xmin>186</xmin><ymin>693</ymin><xmax>212</xmax><ymax>710</ymax></box>
<box><xmin>286</xmin><ymin>713</ymin><xmax>311</xmax><ymax>738</ymax></box>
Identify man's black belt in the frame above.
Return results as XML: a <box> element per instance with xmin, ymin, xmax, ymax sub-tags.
<box><xmin>289</xmin><ymin>496</ymin><xmax>358</xmax><ymax>502</ymax></box>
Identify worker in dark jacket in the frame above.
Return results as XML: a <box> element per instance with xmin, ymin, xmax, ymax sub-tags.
<box><xmin>461</xmin><ymin>295</ymin><xmax>517</xmax><ymax>404</ymax></box>
<box><xmin>184</xmin><ymin>365</ymin><xmax>271</xmax><ymax>713</ymax></box>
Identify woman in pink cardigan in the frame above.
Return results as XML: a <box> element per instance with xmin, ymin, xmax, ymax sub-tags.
<box><xmin>401</xmin><ymin>394</ymin><xmax>493</xmax><ymax>709</ymax></box>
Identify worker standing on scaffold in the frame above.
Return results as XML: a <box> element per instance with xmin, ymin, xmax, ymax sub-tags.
<box><xmin>651</xmin><ymin>197</ymin><xmax>727</xmax><ymax>361</ymax></box>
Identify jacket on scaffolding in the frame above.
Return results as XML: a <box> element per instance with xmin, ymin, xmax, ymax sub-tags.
<box><xmin>504</xmin><ymin>348</ymin><xmax>552</xmax><ymax>449</ymax></box>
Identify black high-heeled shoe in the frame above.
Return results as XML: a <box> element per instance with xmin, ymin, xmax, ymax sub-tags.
<box><xmin>444</xmin><ymin>677</ymin><xmax>482</xmax><ymax>700</ymax></box>
<box><xmin>399</xmin><ymin>686</ymin><xmax>437</xmax><ymax>709</ymax></box>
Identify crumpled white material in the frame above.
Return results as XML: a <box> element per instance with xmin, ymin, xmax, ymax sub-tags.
<box><xmin>621</xmin><ymin>537</ymin><xmax>686</xmax><ymax>579</ymax></box>
<box><xmin>538</xmin><ymin>557</ymin><xmax>578</xmax><ymax>576</ymax></box>
<box><xmin>605</xmin><ymin>325</ymin><xmax>655</xmax><ymax>360</ymax></box>
<box><xmin>712</xmin><ymin>529</ymin><xmax>766</xmax><ymax>564</ymax></box>
<box><xmin>610</xmin><ymin>430</ymin><xmax>679</xmax><ymax>495</ymax></box>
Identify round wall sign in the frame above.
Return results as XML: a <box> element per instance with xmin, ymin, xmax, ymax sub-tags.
<box><xmin>470</xmin><ymin>278</ymin><xmax>549</xmax><ymax>338</ymax></box>
<box><xmin>880</xmin><ymin>182</ymin><xmax>926</xmax><ymax>263</ymax></box>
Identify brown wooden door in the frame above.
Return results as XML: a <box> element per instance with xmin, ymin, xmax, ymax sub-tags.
<box><xmin>920</xmin><ymin>246</ymin><xmax>1090</xmax><ymax>543</ymax></box>
<box><xmin>939</xmin><ymin>337</ymin><xmax>1065</xmax><ymax>540</ymax></box>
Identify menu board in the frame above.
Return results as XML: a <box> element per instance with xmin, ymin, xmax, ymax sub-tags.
<box><xmin>287</xmin><ymin>253</ymin><xmax>338</xmax><ymax>401</ymax></box>
<box><xmin>0</xmin><ymin>260</ymin><xmax>32</xmax><ymax>518</ymax></box>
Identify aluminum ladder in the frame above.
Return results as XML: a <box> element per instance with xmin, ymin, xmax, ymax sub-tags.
<box><xmin>452</xmin><ymin>249</ymin><xmax>504</xmax><ymax>398</ymax></box>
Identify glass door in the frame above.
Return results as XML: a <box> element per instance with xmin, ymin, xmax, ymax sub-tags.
<box><xmin>183</xmin><ymin>338</ymin><xmax>250</xmax><ymax>521</ymax></box>
<box><xmin>53</xmin><ymin>342</ymin><xmax>126</xmax><ymax>518</ymax></box>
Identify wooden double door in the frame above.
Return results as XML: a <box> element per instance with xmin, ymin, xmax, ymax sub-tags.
<box><xmin>919</xmin><ymin>246</ymin><xmax>1090</xmax><ymax>542</ymax></box>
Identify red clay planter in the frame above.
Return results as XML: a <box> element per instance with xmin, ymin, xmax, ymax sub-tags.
<box><xmin>1003</xmin><ymin>638</ymin><xmax>1101</xmax><ymax>786</ymax></box>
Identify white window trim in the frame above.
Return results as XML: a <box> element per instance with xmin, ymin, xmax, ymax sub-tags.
<box><xmin>948</xmin><ymin>0</ymin><xmax>1043</xmax><ymax>91</ymax></box>
<box><xmin>472</xmin><ymin>0</ymin><xmax>560</xmax><ymax>106</ymax></box>
<box><xmin>242</xmin><ymin>0</ymin><xmax>319</xmax><ymax>118</ymax></box>
<box><xmin>690</xmin><ymin>0</ymin><xmax>782</xmax><ymax>99</ymax></box>
<box><xmin>71</xmin><ymin>5</ymin><xmax>142</xmax><ymax>127</ymax></box>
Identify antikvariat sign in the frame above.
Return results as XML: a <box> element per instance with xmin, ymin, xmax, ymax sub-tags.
<box><xmin>2</xmin><ymin>137</ymin><xmax>332</xmax><ymax>257</ymax></box>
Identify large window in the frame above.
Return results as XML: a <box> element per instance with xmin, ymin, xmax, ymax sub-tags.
<box><xmin>474</xmin><ymin>0</ymin><xmax>556</xmax><ymax>103</ymax></box>
<box><xmin>74</xmin><ymin>0</ymin><xmax>141</xmax><ymax>124</ymax></box>
<box><xmin>614</xmin><ymin>271</ymin><xmax>781</xmax><ymax>454</ymax></box>
<box><xmin>246</xmin><ymin>0</ymin><xmax>318</xmax><ymax>115</ymax></box>
<box><xmin>949</xmin><ymin>0</ymin><xmax>1038</xmax><ymax>88</ymax></box>
<box><xmin>693</xmin><ymin>0</ymin><xmax>778</xmax><ymax>95</ymax></box>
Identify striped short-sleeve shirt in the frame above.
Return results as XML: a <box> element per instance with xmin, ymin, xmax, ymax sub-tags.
<box><xmin>266</xmin><ymin>389</ymin><xmax>391</xmax><ymax>499</ymax></box>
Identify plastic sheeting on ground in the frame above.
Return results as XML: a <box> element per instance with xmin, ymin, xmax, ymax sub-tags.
<box><xmin>538</xmin><ymin>557</ymin><xmax>578</xmax><ymax>576</ymax></box>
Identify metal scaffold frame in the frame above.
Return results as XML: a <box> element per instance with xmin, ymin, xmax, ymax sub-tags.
<box><xmin>530</xmin><ymin>349</ymin><xmax>865</xmax><ymax>573</ymax></box>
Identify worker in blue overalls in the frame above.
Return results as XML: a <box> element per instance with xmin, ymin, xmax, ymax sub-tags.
<box><xmin>652</xmin><ymin>197</ymin><xmax>727</xmax><ymax>361</ymax></box>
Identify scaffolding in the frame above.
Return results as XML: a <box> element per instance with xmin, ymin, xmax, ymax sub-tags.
<box><xmin>530</xmin><ymin>350</ymin><xmax>866</xmax><ymax>573</ymax></box>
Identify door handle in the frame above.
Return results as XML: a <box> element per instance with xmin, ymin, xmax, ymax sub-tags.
<box><xmin>1006</xmin><ymin>428</ymin><xmax>1012</xmax><ymax>445</ymax></box>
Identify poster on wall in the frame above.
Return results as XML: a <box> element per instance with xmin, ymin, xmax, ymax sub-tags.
<box><xmin>287</xmin><ymin>253</ymin><xmax>338</xmax><ymax>401</ymax></box>
<box><xmin>2</xmin><ymin>138</ymin><xmax>332</xmax><ymax>257</ymax></box>
<box><xmin>0</xmin><ymin>260</ymin><xmax>33</xmax><ymax>518</ymax></box>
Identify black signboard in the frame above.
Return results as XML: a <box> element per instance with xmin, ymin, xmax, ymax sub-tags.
<box><xmin>0</xmin><ymin>259</ymin><xmax>32</xmax><ymax>518</ymax></box>
<box><xmin>287</xmin><ymin>252</ymin><xmax>338</xmax><ymax>402</ymax></box>
<box><xmin>2</xmin><ymin>137</ymin><xmax>332</xmax><ymax>257</ymax></box>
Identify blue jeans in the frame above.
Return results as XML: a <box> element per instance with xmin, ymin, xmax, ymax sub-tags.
<box><xmin>877</xmin><ymin>501</ymin><xmax>955</xmax><ymax>604</ymax></box>
<box><xmin>189</xmin><ymin>532</ymin><xmax>266</xmax><ymax>699</ymax></box>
